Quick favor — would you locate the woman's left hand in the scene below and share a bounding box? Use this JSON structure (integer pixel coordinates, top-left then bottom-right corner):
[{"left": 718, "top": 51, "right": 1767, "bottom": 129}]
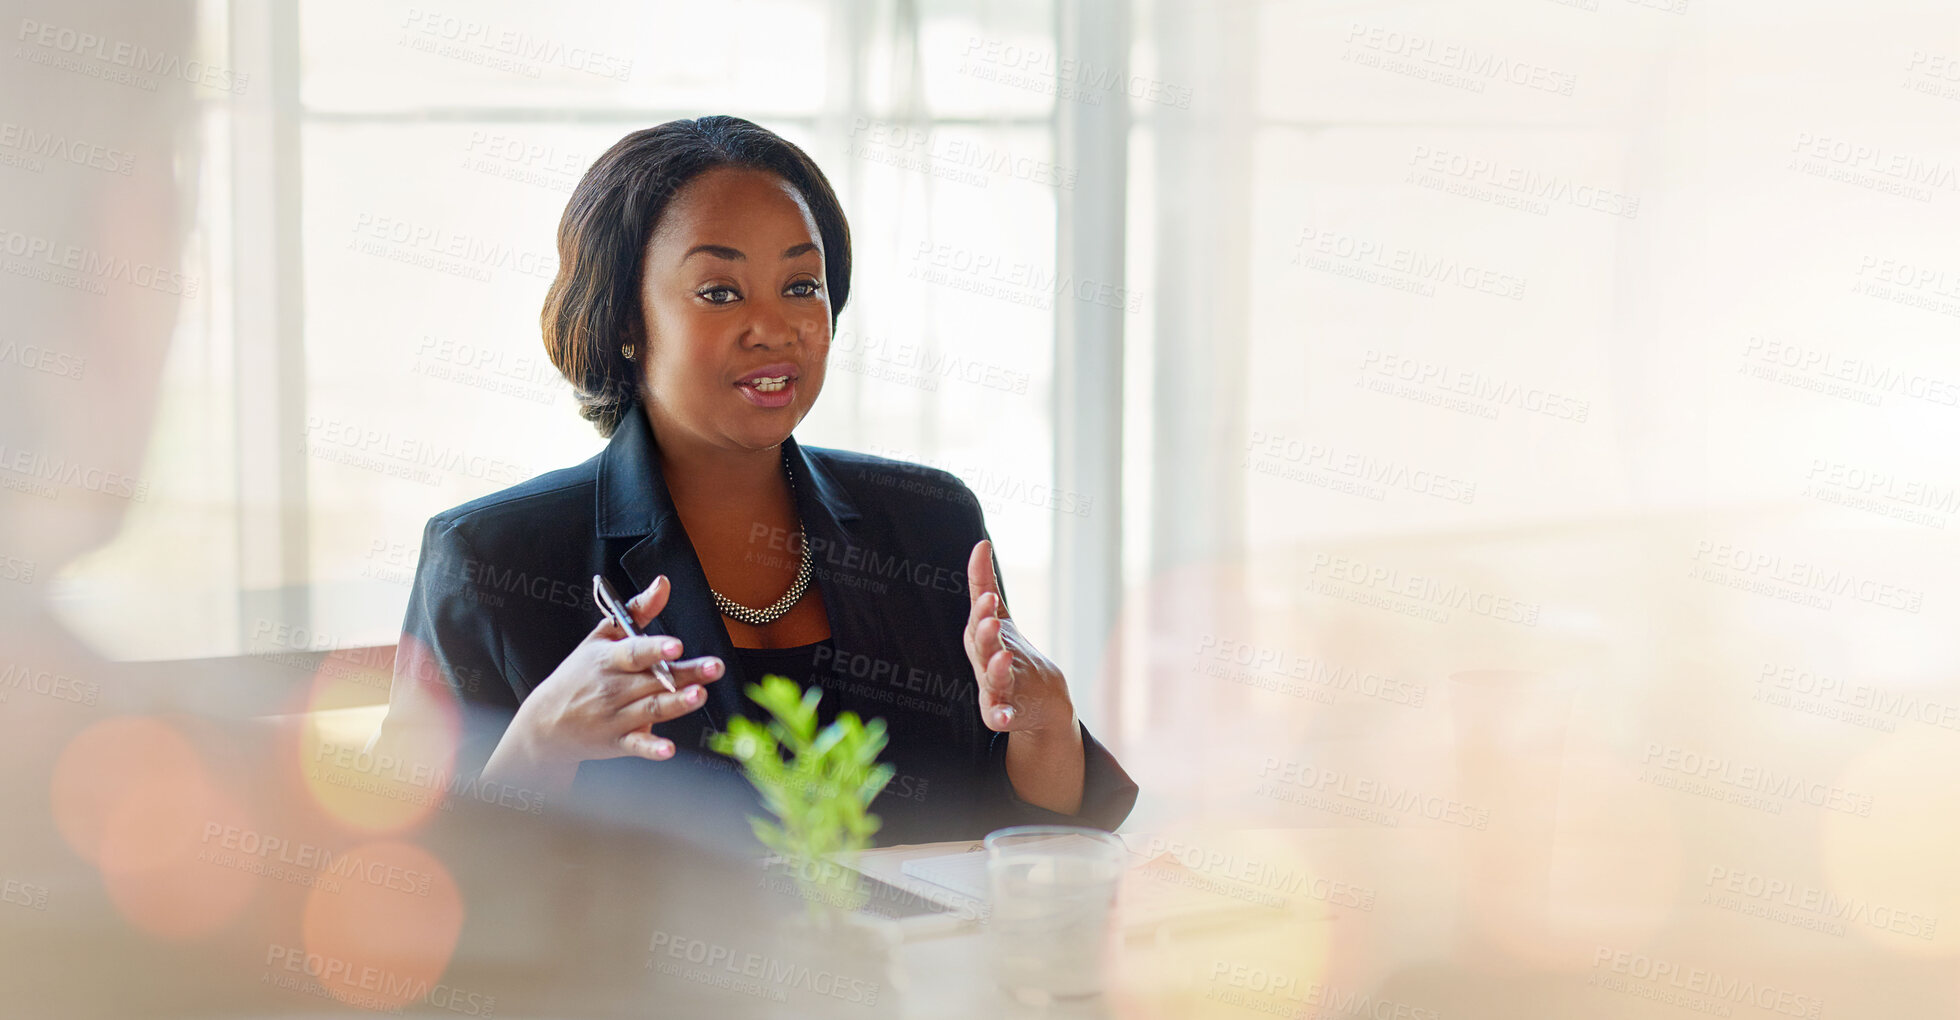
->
[{"left": 963, "top": 539, "right": 1076, "bottom": 734}]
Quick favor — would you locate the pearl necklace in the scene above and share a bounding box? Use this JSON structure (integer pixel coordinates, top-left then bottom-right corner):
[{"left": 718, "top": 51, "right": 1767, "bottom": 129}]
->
[{"left": 708, "top": 447, "right": 813, "bottom": 626}]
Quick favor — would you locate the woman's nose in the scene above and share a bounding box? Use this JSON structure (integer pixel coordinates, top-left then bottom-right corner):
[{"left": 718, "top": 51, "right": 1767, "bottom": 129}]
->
[{"left": 745, "top": 302, "right": 805, "bottom": 347}]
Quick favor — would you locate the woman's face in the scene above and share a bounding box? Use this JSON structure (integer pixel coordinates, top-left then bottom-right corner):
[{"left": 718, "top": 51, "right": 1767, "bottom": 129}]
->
[{"left": 636, "top": 164, "right": 831, "bottom": 456}]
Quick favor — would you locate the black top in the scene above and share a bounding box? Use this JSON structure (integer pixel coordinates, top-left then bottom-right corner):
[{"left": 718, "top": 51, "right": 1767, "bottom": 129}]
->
[
  {"left": 729, "top": 640, "right": 832, "bottom": 691},
  {"left": 375, "top": 401, "right": 1138, "bottom": 850}
]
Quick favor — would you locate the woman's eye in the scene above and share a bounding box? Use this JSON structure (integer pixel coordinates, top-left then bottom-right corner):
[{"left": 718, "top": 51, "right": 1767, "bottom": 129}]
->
[
  {"left": 699, "top": 286, "right": 740, "bottom": 304},
  {"left": 787, "top": 279, "right": 823, "bottom": 298}
]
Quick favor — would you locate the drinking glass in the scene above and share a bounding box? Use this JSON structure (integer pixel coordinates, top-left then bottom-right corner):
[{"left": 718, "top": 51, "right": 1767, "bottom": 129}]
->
[{"left": 983, "top": 825, "right": 1127, "bottom": 1004}]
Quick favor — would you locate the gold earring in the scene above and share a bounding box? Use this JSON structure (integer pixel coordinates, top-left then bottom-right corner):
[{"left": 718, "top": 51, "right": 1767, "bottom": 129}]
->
[{"left": 621, "top": 343, "right": 635, "bottom": 360}]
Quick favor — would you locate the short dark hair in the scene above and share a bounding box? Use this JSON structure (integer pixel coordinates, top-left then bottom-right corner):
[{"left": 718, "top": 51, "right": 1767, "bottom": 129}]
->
[{"left": 541, "top": 115, "right": 853, "bottom": 437}]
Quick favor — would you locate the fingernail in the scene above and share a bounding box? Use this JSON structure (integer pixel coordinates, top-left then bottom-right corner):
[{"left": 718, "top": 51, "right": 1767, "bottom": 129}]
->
[
  {"left": 685, "top": 686, "right": 704, "bottom": 703},
  {"left": 656, "top": 740, "right": 673, "bottom": 757},
  {"left": 662, "top": 638, "right": 681, "bottom": 655},
  {"left": 997, "top": 706, "right": 1015, "bottom": 727},
  {"left": 704, "top": 658, "right": 724, "bottom": 678}
]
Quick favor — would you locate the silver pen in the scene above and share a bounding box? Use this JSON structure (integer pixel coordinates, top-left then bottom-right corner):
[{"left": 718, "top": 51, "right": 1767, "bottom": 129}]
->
[{"left": 592, "top": 574, "right": 678, "bottom": 693}]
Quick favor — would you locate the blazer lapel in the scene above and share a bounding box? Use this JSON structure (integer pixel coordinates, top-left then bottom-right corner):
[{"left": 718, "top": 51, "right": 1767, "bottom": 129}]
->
[
  {"left": 784, "top": 433, "right": 898, "bottom": 696},
  {"left": 596, "top": 403, "right": 738, "bottom": 731}
]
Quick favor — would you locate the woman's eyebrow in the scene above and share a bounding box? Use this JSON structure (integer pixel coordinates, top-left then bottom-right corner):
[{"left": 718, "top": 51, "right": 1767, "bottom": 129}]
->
[{"left": 682, "top": 242, "right": 820, "bottom": 263}]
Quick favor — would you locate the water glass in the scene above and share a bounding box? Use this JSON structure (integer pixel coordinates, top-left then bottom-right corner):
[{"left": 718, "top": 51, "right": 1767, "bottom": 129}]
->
[{"left": 984, "top": 825, "right": 1127, "bottom": 1004}]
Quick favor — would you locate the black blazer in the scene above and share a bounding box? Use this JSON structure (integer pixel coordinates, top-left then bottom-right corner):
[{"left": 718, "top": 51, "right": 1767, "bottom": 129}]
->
[{"left": 378, "top": 401, "right": 1137, "bottom": 847}]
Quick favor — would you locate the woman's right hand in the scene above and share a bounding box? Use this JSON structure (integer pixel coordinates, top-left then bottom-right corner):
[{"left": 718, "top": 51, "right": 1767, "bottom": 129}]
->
[{"left": 482, "top": 575, "right": 723, "bottom": 792}]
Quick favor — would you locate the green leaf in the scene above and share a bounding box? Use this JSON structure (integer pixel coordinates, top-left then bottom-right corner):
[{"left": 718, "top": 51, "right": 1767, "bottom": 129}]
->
[
  {"left": 861, "top": 763, "right": 896, "bottom": 801},
  {"left": 808, "top": 723, "right": 847, "bottom": 760}
]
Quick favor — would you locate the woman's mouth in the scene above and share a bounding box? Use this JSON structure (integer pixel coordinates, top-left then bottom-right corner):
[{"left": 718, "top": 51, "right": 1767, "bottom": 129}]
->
[{"left": 735, "top": 366, "right": 798, "bottom": 408}]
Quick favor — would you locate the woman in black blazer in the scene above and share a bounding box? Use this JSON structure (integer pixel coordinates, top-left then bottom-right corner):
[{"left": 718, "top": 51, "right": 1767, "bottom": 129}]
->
[{"left": 376, "top": 116, "right": 1136, "bottom": 847}]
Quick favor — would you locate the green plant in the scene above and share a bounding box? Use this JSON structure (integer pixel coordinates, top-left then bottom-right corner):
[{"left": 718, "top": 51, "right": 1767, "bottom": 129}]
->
[{"left": 708, "top": 674, "right": 894, "bottom": 921}]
